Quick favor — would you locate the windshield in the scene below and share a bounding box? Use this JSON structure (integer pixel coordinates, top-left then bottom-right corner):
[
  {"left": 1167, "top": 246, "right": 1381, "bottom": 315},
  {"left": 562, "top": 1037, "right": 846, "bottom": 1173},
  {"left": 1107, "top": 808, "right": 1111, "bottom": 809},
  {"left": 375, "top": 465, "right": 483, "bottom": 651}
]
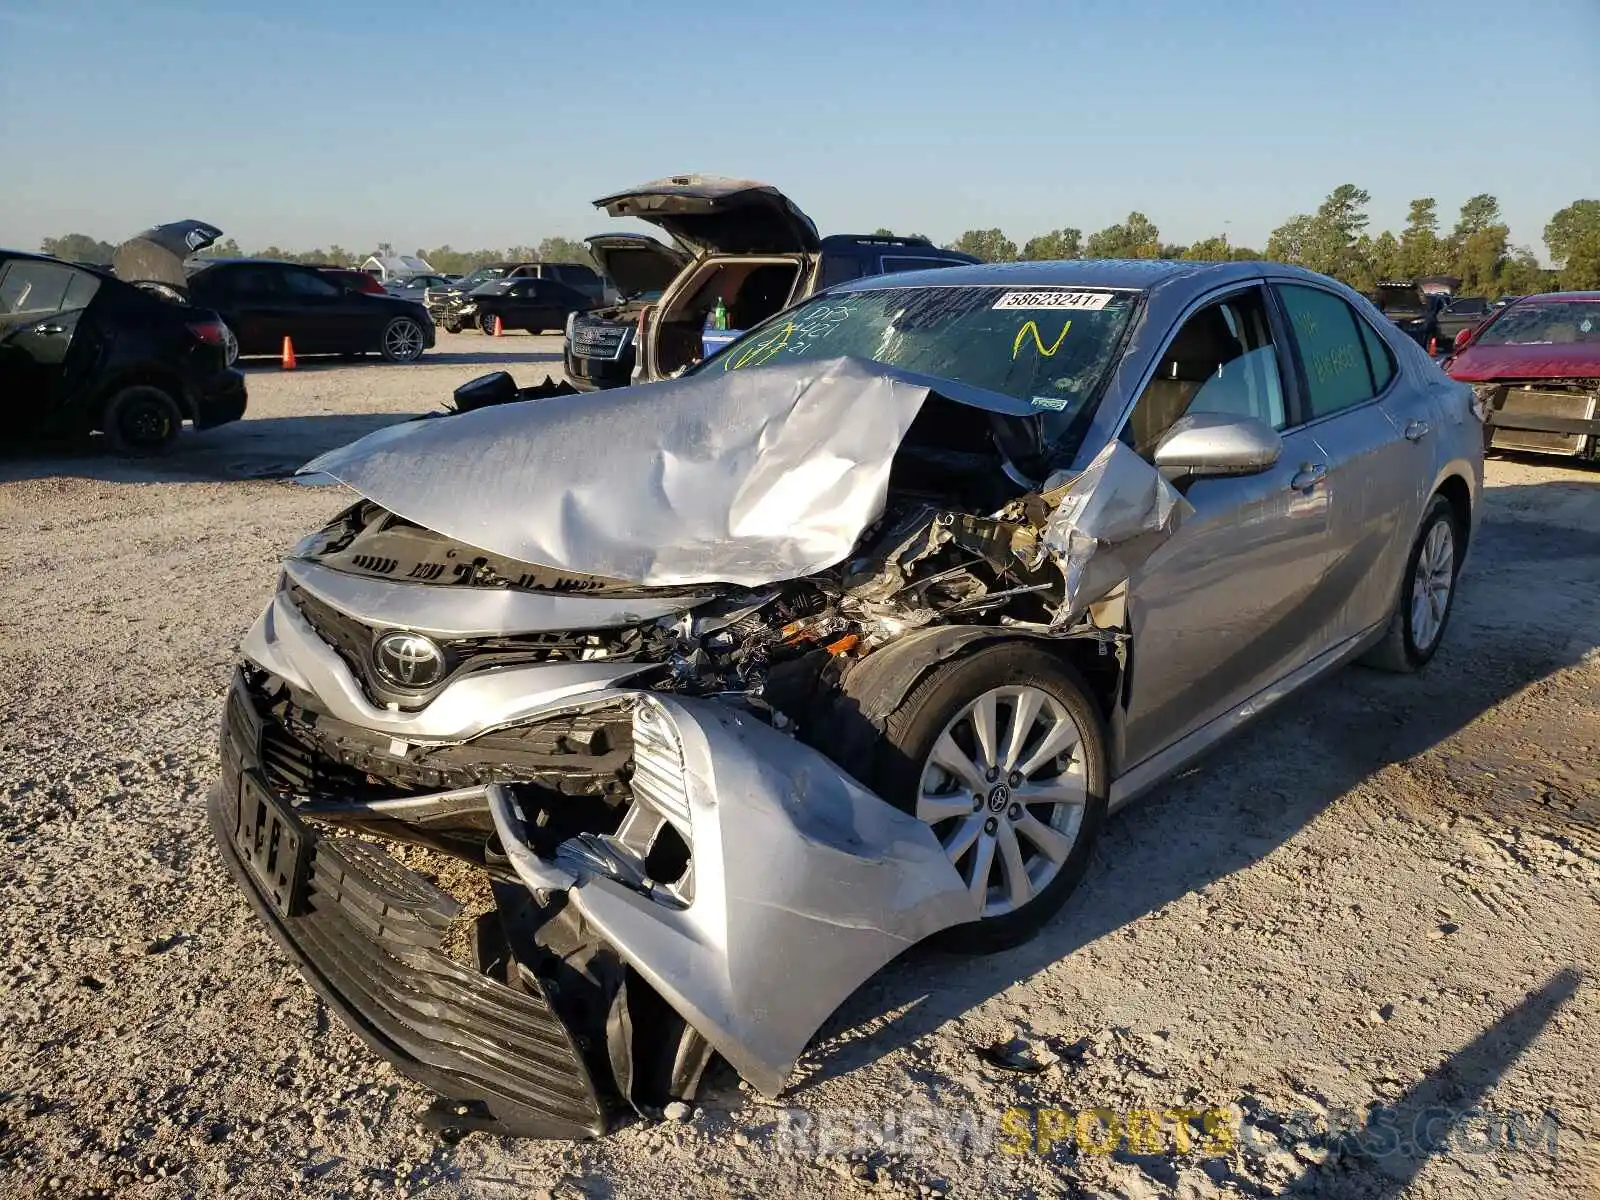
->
[
  {"left": 454, "top": 266, "right": 509, "bottom": 291},
  {"left": 1475, "top": 301, "right": 1599, "bottom": 346},
  {"left": 695, "top": 284, "right": 1139, "bottom": 416}
]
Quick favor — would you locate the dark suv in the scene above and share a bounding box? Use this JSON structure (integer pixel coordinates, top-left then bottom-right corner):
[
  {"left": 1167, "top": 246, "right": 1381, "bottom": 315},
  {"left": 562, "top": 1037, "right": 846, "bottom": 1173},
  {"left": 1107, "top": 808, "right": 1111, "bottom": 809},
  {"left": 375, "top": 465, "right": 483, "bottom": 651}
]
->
[
  {"left": 564, "top": 175, "right": 979, "bottom": 390},
  {"left": 427, "top": 262, "right": 605, "bottom": 331}
]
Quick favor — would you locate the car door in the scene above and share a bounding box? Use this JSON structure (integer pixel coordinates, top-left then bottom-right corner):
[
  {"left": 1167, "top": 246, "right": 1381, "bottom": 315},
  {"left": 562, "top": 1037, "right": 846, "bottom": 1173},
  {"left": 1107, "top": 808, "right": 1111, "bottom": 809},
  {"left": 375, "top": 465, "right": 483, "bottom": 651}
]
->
[
  {"left": 0, "top": 257, "right": 105, "bottom": 432},
  {"left": 1274, "top": 281, "right": 1427, "bottom": 644},
  {"left": 279, "top": 266, "right": 358, "bottom": 352},
  {"left": 1116, "top": 283, "right": 1337, "bottom": 770},
  {"left": 193, "top": 264, "right": 285, "bottom": 355}
]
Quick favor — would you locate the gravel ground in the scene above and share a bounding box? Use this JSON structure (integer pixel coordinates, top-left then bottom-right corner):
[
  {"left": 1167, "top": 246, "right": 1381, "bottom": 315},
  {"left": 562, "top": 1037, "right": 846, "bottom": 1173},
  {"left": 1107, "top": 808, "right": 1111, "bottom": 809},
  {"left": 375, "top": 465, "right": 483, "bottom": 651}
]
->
[{"left": 1, "top": 333, "right": 1596, "bottom": 1199}]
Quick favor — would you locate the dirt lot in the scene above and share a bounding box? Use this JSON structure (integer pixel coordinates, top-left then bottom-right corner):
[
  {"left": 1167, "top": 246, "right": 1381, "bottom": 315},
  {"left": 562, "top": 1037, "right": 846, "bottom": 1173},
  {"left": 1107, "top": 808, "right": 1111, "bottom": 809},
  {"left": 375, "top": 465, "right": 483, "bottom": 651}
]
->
[{"left": 1, "top": 333, "right": 1596, "bottom": 1199}]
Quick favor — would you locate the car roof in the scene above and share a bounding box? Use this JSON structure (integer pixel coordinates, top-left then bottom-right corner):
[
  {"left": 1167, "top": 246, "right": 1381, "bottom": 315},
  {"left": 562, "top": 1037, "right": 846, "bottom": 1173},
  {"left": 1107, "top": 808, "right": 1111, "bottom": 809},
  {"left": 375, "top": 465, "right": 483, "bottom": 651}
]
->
[
  {"left": 827, "top": 257, "right": 1328, "bottom": 295},
  {"left": 189, "top": 257, "right": 309, "bottom": 269},
  {"left": 1508, "top": 291, "right": 1600, "bottom": 303}
]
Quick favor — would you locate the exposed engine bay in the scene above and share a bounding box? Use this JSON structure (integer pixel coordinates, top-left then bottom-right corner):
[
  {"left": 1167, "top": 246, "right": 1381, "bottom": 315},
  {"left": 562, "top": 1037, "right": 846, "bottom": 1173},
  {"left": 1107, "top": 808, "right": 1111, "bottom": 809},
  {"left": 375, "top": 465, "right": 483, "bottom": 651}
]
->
[{"left": 213, "top": 357, "right": 1189, "bottom": 1139}]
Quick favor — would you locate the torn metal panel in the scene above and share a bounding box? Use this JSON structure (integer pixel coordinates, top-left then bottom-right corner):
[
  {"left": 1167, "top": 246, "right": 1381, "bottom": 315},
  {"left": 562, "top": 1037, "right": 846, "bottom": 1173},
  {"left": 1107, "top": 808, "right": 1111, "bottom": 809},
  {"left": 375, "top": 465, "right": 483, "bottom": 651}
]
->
[
  {"left": 300, "top": 358, "right": 930, "bottom": 589},
  {"left": 1035, "top": 439, "right": 1192, "bottom": 627},
  {"left": 556, "top": 694, "right": 972, "bottom": 1098}
]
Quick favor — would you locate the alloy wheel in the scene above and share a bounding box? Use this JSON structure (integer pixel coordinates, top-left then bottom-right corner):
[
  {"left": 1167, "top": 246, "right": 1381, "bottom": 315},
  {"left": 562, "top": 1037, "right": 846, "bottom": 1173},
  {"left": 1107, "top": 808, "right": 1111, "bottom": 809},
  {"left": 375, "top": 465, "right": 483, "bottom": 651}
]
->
[
  {"left": 1410, "top": 519, "right": 1455, "bottom": 652},
  {"left": 385, "top": 319, "right": 425, "bottom": 361},
  {"left": 915, "top": 685, "right": 1088, "bottom": 919}
]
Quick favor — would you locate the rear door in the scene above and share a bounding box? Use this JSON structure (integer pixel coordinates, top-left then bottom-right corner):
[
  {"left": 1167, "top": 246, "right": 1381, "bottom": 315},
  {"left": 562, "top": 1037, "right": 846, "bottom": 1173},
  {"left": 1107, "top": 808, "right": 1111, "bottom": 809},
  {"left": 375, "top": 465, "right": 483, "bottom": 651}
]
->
[
  {"left": 193, "top": 264, "right": 286, "bottom": 354},
  {"left": 1117, "top": 283, "right": 1335, "bottom": 769},
  {"left": 279, "top": 266, "right": 363, "bottom": 352},
  {"left": 0, "top": 257, "right": 105, "bottom": 430},
  {"left": 1274, "top": 281, "right": 1425, "bottom": 642}
]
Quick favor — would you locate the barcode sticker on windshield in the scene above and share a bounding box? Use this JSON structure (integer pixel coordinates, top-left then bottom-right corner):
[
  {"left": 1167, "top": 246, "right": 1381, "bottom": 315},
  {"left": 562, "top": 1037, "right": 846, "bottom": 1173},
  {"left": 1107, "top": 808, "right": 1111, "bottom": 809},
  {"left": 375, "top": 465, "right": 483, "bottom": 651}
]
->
[{"left": 994, "top": 290, "right": 1112, "bottom": 311}]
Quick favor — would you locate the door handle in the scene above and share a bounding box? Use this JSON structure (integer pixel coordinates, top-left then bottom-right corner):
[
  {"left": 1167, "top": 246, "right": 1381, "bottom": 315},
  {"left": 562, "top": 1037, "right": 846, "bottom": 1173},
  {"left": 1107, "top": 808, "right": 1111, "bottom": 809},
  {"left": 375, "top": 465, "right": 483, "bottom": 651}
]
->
[
  {"left": 1404, "top": 419, "right": 1431, "bottom": 442},
  {"left": 31, "top": 322, "right": 67, "bottom": 336},
  {"left": 1290, "top": 463, "right": 1327, "bottom": 492}
]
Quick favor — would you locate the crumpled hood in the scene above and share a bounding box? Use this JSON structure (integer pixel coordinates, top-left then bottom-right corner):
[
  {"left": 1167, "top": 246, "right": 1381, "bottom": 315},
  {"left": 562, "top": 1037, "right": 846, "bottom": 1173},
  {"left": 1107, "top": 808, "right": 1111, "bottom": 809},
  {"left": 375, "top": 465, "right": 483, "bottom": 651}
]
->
[
  {"left": 1447, "top": 342, "right": 1600, "bottom": 382},
  {"left": 300, "top": 358, "right": 930, "bottom": 589}
]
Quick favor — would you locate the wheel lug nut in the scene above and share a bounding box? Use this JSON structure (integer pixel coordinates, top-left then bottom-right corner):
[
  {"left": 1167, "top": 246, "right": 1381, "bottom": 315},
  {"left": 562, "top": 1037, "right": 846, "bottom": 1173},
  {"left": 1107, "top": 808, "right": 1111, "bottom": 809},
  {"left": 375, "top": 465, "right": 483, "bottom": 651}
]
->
[
  {"left": 972, "top": 793, "right": 983, "bottom": 809},
  {"left": 1008, "top": 804, "right": 1021, "bottom": 819},
  {"left": 983, "top": 817, "right": 998, "bottom": 834},
  {"left": 986, "top": 767, "right": 999, "bottom": 782},
  {"left": 1008, "top": 772, "right": 1022, "bottom": 787}
]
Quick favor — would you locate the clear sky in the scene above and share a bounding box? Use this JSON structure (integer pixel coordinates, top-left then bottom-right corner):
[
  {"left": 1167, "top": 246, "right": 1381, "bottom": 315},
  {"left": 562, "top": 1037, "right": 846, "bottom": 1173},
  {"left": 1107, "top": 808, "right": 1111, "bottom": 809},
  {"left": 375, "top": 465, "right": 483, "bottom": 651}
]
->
[{"left": 2, "top": 0, "right": 1596, "bottom": 258}]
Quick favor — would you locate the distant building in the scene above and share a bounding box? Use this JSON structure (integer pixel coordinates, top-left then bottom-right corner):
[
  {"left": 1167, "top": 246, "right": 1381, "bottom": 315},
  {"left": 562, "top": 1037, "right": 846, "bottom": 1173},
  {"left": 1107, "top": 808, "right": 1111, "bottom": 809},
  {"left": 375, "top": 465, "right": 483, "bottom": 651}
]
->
[{"left": 360, "top": 254, "right": 434, "bottom": 281}]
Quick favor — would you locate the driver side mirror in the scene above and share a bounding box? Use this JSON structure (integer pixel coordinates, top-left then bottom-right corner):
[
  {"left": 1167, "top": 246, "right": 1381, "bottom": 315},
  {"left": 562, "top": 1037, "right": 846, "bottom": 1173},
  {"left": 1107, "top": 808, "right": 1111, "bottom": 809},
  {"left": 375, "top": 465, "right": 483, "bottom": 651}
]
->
[
  {"left": 1153, "top": 412, "right": 1283, "bottom": 480},
  {"left": 1453, "top": 327, "right": 1473, "bottom": 352}
]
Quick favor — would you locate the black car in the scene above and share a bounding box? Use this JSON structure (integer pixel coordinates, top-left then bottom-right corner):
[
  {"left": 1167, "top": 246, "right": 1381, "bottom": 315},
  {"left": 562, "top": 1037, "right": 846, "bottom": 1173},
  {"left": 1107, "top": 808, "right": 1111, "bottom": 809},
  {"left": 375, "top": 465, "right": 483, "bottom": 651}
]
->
[
  {"left": 0, "top": 248, "right": 246, "bottom": 454},
  {"left": 185, "top": 259, "right": 435, "bottom": 363},
  {"left": 1369, "top": 280, "right": 1446, "bottom": 348},
  {"left": 565, "top": 177, "right": 981, "bottom": 391},
  {"left": 426, "top": 262, "right": 606, "bottom": 331},
  {"left": 456, "top": 277, "right": 593, "bottom": 335}
]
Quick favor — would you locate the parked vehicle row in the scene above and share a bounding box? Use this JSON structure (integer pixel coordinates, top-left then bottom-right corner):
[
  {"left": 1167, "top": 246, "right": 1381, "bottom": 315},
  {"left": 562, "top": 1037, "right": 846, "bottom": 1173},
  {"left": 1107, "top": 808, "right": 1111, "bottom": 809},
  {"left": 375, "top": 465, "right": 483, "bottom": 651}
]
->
[{"left": 424, "top": 261, "right": 605, "bottom": 331}]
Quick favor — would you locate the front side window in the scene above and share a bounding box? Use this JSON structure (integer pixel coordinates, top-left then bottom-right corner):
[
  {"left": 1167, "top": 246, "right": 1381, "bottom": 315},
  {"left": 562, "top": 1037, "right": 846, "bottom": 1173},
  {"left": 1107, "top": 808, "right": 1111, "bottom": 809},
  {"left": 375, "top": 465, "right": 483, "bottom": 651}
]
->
[
  {"left": 1474, "top": 300, "right": 1600, "bottom": 346},
  {"left": 220, "top": 266, "right": 281, "bottom": 296},
  {"left": 0, "top": 260, "right": 100, "bottom": 318},
  {"left": 1278, "top": 284, "right": 1381, "bottom": 419},
  {"left": 699, "top": 284, "right": 1138, "bottom": 431},
  {"left": 1123, "top": 287, "right": 1285, "bottom": 458}
]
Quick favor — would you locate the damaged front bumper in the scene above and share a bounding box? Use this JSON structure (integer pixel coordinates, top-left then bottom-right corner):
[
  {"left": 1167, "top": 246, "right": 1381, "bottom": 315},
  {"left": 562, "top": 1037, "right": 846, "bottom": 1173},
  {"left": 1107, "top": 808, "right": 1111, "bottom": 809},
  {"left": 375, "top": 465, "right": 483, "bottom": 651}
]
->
[{"left": 211, "top": 667, "right": 973, "bottom": 1136}]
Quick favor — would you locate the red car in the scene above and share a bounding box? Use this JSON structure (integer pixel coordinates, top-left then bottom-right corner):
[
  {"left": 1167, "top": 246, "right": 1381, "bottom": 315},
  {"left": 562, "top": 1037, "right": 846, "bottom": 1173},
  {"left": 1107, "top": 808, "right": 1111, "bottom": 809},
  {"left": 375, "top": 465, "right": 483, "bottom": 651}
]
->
[
  {"left": 317, "top": 267, "right": 386, "bottom": 295},
  {"left": 1445, "top": 292, "right": 1600, "bottom": 459}
]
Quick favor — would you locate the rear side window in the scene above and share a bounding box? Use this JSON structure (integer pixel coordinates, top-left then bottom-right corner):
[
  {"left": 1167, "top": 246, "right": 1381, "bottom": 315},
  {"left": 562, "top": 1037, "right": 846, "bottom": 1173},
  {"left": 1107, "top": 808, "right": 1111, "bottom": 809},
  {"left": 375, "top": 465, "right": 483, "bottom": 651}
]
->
[
  {"left": 817, "top": 255, "right": 865, "bottom": 289},
  {"left": 283, "top": 270, "right": 342, "bottom": 297},
  {"left": 218, "top": 266, "right": 281, "bottom": 296},
  {"left": 0, "top": 260, "right": 100, "bottom": 317},
  {"left": 1278, "top": 284, "right": 1384, "bottom": 419}
]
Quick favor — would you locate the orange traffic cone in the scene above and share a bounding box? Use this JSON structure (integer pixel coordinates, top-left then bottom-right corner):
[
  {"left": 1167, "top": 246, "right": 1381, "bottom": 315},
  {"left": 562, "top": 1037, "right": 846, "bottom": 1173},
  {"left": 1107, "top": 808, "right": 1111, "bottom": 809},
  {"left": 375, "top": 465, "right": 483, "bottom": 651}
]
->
[
  {"left": 1427, "top": 336, "right": 1438, "bottom": 356},
  {"left": 281, "top": 336, "right": 297, "bottom": 369},
  {"left": 492, "top": 315, "right": 504, "bottom": 338}
]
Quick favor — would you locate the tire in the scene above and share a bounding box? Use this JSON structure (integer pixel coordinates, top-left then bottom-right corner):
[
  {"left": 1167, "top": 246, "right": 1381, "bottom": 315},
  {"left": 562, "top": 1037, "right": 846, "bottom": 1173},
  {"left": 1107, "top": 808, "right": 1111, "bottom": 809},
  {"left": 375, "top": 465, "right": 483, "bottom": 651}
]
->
[
  {"left": 848, "top": 642, "right": 1108, "bottom": 953},
  {"left": 379, "top": 316, "right": 427, "bottom": 363},
  {"left": 102, "top": 385, "right": 183, "bottom": 456},
  {"left": 442, "top": 317, "right": 462, "bottom": 334},
  {"left": 220, "top": 322, "right": 239, "bottom": 367},
  {"left": 477, "top": 312, "right": 498, "bottom": 336},
  {"left": 1361, "top": 494, "right": 1462, "bottom": 673}
]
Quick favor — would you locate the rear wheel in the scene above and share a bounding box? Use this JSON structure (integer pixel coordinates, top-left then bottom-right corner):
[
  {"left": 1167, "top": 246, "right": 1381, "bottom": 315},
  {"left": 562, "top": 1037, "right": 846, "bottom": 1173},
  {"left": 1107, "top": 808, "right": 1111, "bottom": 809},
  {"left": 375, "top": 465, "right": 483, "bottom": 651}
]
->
[
  {"left": 848, "top": 643, "right": 1107, "bottom": 952},
  {"left": 477, "top": 311, "right": 498, "bottom": 336},
  {"left": 1361, "top": 495, "right": 1461, "bottom": 673},
  {"left": 102, "top": 385, "right": 183, "bottom": 455},
  {"left": 379, "top": 316, "right": 427, "bottom": 363},
  {"left": 220, "top": 322, "right": 239, "bottom": 367}
]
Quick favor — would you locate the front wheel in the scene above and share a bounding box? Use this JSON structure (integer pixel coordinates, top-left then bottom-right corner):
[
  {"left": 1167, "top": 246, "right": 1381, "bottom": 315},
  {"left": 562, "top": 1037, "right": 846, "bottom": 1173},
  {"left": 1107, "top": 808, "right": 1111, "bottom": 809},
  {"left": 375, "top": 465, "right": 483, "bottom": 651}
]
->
[
  {"left": 850, "top": 642, "right": 1107, "bottom": 952},
  {"left": 102, "top": 385, "right": 183, "bottom": 455},
  {"left": 477, "top": 311, "right": 499, "bottom": 336},
  {"left": 1361, "top": 494, "right": 1461, "bottom": 673},
  {"left": 442, "top": 317, "right": 462, "bottom": 334},
  {"left": 379, "top": 317, "right": 427, "bottom": 363}
]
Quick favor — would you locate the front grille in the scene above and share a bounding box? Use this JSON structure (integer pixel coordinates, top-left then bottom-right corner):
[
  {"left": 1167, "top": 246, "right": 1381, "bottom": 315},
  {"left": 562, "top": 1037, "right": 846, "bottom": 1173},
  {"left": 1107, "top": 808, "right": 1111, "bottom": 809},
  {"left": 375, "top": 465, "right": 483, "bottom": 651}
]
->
[
  {"left": 570, "top": 320, "right": 629, "bottom": 361},
  {"left": 282, "top": 583, "right": 651, "bottom": 709},
  {"left": 208, "top": 765, "right": 606, "bottom": 1138}
]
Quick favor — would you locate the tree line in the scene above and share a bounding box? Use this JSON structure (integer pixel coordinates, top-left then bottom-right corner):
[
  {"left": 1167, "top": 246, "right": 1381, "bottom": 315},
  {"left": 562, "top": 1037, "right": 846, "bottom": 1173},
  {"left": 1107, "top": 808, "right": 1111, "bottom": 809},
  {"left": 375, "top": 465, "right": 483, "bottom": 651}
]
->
[
  {"left": 33, "top": 193, "right": 1599, "bottom": 294},
  {"left": 941, "top": 191, "right": 1599, "bottom": 295},
  {"left": 34, "top": 234, "right": 598, "bottom": 274}
]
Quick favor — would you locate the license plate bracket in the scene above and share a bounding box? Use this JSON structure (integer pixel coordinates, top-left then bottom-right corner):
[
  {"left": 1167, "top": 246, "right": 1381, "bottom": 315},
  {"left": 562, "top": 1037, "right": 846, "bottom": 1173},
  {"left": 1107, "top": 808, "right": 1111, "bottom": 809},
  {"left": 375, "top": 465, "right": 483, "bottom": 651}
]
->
[{"left": 235, "top": 770, "right": 310, "bottom": 918}]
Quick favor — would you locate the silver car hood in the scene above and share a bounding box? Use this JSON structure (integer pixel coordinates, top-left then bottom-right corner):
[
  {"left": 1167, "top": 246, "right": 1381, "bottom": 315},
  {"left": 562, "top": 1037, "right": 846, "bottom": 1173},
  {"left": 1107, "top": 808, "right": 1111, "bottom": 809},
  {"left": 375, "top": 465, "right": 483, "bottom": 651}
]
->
[{"left": 300, "top": 358, "right": 931, "bottom": 589}]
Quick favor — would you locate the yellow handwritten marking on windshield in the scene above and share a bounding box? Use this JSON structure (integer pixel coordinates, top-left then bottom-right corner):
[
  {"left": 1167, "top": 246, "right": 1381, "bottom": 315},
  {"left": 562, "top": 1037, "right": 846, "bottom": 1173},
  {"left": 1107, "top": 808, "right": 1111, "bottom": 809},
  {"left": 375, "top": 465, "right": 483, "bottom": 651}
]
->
[
  {"left": 1013, "top": 320, "right": 1072, "bottom": 360},
  {"left": 725, "top": 321, "right": 794, "bottom": 370}
]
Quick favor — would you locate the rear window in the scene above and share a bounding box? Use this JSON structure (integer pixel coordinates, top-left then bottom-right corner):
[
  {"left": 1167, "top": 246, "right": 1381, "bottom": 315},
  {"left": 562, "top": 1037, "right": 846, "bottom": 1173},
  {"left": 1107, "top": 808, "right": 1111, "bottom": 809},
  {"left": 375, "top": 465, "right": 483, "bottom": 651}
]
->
[{"left": 1475, "top": 301, "right": 1600, "bottom": 346}]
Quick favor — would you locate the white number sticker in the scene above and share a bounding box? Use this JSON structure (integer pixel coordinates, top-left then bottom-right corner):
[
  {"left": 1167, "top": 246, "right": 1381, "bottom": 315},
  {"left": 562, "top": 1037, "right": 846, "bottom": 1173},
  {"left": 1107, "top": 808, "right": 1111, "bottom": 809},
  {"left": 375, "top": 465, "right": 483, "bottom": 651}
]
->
[{"left": 993, "top": 290, "right": 1113, "bottom": 311}]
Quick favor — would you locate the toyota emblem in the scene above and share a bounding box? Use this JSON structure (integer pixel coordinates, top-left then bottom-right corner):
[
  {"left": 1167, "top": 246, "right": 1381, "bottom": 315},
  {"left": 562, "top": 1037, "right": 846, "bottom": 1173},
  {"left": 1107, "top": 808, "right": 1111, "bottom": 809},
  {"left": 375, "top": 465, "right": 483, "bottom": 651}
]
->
[{"left": 372, "top": 632, "right": 446, "bottom": 689}]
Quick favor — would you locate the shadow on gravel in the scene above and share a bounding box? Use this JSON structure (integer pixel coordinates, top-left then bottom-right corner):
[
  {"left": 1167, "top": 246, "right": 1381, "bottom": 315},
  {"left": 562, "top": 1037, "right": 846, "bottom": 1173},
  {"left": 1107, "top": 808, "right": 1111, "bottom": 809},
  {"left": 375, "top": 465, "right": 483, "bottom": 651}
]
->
[
  {"left": 1290, "top": 968, "right": 1581, "bottom": 1196},
  {"left": 802, "top": 483, "right": 1600, "bottom": 1092},
  {"left": 0, "top": 414, "right": 413, "bottom": 484}
]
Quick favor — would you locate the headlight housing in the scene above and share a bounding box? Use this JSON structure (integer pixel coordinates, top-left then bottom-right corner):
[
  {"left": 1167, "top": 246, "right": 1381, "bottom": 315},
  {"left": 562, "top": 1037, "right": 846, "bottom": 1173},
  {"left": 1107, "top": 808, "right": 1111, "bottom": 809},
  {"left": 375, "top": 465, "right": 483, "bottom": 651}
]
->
[{"left": 1470, "top": 384, "right": 1498, "bottom": 423}]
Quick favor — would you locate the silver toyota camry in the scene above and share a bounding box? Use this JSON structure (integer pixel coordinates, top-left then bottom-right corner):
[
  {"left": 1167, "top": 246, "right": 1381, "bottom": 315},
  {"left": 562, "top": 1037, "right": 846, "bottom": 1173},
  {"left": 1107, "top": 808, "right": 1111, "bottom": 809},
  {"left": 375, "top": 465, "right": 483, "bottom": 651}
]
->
[{"left": 211, "top": 259, "right": 1483, "bottom": 1139}]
